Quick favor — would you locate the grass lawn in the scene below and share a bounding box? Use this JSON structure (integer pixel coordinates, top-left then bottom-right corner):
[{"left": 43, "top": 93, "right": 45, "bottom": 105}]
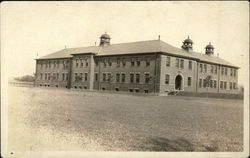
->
[{"left": 7, "top": 86, "right": 243, "bottom": 151}]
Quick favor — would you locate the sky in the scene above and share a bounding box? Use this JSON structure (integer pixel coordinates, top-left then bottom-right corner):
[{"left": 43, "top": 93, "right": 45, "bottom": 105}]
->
[{"left": 1, "top": 1, "right": 249, "bottom": 85}]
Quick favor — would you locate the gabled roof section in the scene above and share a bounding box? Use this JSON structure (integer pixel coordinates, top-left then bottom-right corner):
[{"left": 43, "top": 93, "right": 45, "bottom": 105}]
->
[{"left": 36, "top": 39, "right": 238, "bottom": 68}]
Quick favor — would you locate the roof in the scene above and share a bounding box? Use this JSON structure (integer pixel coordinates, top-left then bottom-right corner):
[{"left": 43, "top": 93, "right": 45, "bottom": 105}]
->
[
  {"left": 37, "top": 40, "right": 238, "bottom": 68},
  {"left": 100, "top": 33, "right": 110, "bottom": 39}
]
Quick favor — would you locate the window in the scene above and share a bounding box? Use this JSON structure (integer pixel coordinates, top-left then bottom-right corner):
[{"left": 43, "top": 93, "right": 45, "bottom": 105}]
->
[
  {"left": 86, "top": 59, "right": 89, "bottom": 67},
  {"left": 121, "top": 73, "right": 125, "bottom": 82},
  {"left": 117, "top": 58, "right": 121, "bottom": 67},
  {"left": 215, "top": 66, "right": 217, "bottom": 74},
  {"left": 220, "top": 81, "right": 223, "bottom": 89},
  {"left": 66, "top": 73, "right": 68, "bottom": 81},
  {"left": 188, "top": 77, "right": 192, "bottom": 86},
  {"left": 103, "top": 73, "right": 106, "bottom": 82},
  {"left": 40, "top": 73, "right": 43, "bottom": 80},
  {"left": 48, "top": 61, "right": 51, "bottom": 68},
  {"left": 225, "top": 68, "right": 227, "bottom": 76},
  {"left": 45, "top": 73, "right": 47, "bottom": 80},
  {"left": 166, "top": 57, "right": 171, "bottom": 67},
  {"left": 95, "top": 59, "right": 99, "bottom": 66},
  {"left": 48, "top": 73, "right": 51, "bottom": 80},
  {"left": 214, "top": 80, "right": 217, "bottom": 88},
  {"left": 136, "top": 74, "right": 140, "bottom": 83},
  {"left": 129, "top": 88, "right": 133, "bottom": 92},
  {"left": 199, "top": 79, "right": 202, "bottom": 88},
  {"left": 54, "top": 61, "right": 56, "bottom": 68},
  {"left": 75, "top": 73, "right": 78, "bottom": 81},
  {"left": 80, "top": 59, "right": 83, "bottom": 67},
  {"left": 115, "top": 88, "right": 119, "bottom": 91},
  {"left": 103, "top": 58, "right": 107, "bottom": 67},
  {"left": 165, "top": 74, "right": 170, "bottom": 84},
  {"left": 122, "top": 58, "right": 126, "bottom": 66},
  {"left": 146, "top": 58, "right": 150, "bottom": 66},
  {"left": 204, "top": 64, "right": 207, "bottom": 73},
  {"left": 85, "top": 73, "right": 88, "bottom": 81},
  {"left": 209, "top": 80, "right": 213, "bottom": 88},
  {"left": 95, "top": 73, "right": 98, "bottom": 82},
  {"left": 176, "top": 58, "right": 179, "bottom": 68},
  {"left": 203, "top": 79, "right": 206, "bottom": 88},
  {"left": 224, "top": 82, "right": 227, "bottom": 89},
  {"left": 40, "top": 62, "right": 43, "bottom": 68},
  {"left": 57, "top": 73, "right": 59, "bottom": 80},
  {"left": 180, "top": 59, "right": 184, "bottom": 69},
  {"left": 233, "top": 82, "right": 236, "bottom": 89},
  {"left": 230, "top": 82, "right": 232, "bottom": 90},
  {"left": 136, "top": 58, "right": 140, "bottom": 66},
  {"left": 188, "top": 61, "right": 192, "bottom": 70},
  {"left": 76, "top": 59, "right": 78, "bottom": 67},
  {"left": 233, "top": 69, "right": 236, "bottom": 76},
  {"left": 135, "top": 88, "right": 139, "bottom": 93},
  {"left": 230, "top": 68, "right": 233, "bottom": 76},
  {"left": 107, "top": 73, "right": 111, "bottom": 82},
  {"left": 108, "top": 58, "right": 112, "bottom": 66},
  {"left": 80, "top": 73, "right": 83, "bottom": 80},
  {"left": 62, "top": 73, "right": 65, "bottom": 81},
  {"left": 131, "top": 58, "right": 135, "bottom": 66},
  {"left": 145, "top": 73, "right": 150, "bottom": 83},
  {"left": 116, "top": 73, "right": 120, "bottom": 82},
  {"left": 200, "top": 64, "right": 203, "bottom": 73},
  {"left": 57, "top": 60, "right": 59, "bottom": 68},
  {"left": 130, "top": 73, "right": 134, "bottom": 83},
  {"left": 221, "top": 67, "right": 224, "bottom": 75},
  {"left": 211, "top": 65, "right": 214, "bottom": 73}
]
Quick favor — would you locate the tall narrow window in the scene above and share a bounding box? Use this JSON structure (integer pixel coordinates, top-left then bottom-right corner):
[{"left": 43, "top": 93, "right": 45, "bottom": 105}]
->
[
  {"left": 136, "top": 74, "right": 140, "bottom": 83},
  {"left": 224, "top": 82, "right": 227, "bottom": 89},
  {"left": 57, "top": 73, "right": 59, "bottom": 80},
  {"left": 45, "top": 73, "right": 47, "bottom": 80},
  {"left": 188, "top": 77, "right": 192, "bottom": 86},
  {"left": 103, "top": 73, "right": 106, "bottom": 82},
  {"left": 117, "top": 58, "right": 121, "bottom": 67},
  {"left": 200, "top": 64, "right": 203, "bottom": 73},
  {"left": 80, "top": 59, "right": 83, "bottom": 67},
  {"left": 188, "top": 61, "right": 192, "bottom": 70},
  {"left": 121, "top": 73, "right": 125, "bottom": 82},
  {"left": 220, "top": 81, "right": 223, "bottom": 89},
  {"left": 103, "top": 58, "right": 107, "bottom": 67},
  {"left": 86, "top": 59, "right": 89, "bottom": 67},
  {"left": 146, "top": 58, "right": 150, "bottom": 67},
  {"left": 221, "top": 67, "right": 224, "bottom": 75},
  {"left": 145, "top": 73, "right": 150, "bottom": 83},
  {"left": 199, "top": 79, "right": 202, "bottom": 88},
  {"left": 176, "top": 58, "right": 179, "bottom": 68},
  {"left": 203, "top": 79, "right": 206, "bottom": 88},
  {"left": 131, "top": 58, "right": 135, "bottom": 66},
  {"left": 166, "top": 56, "right": 171, "bottom": 67},
  {"left": 214, "top": 80, "right": 217, "bottom": 88},
  {"left": 204, "top": 64, "right": 207, "bottom": 73},
  {"left": 225, "top": 68, "right": 228, "bottom": 75},
  {"left": 95, "top": 73, "right": 98, "bottom": 82},
  {"left": 165, "top": 74, "right": 170, "bottom": 84},
  {"left": 66, "top": 73, "right": 68, "bottom": 81},
  {"left": 76, "top": 59, "right": 78, "bottom": 68},
  {"left": 122, "top": 58, "right": 126, "bottom": 66},
  {"left": 75, "top": 73, "right": 78, "bottom": 81},
  {"left": 233, "top": 69, "right": 236, "bottom": 76},
  {"left": 230, "top": 82, "right": 232, "bottom": 90},
  {"left": 80, "top": 73, "right": 83, "bottom": 80},
  {"left": 215, "top": 66, "right": 217, "bottom": 74},
  {"left": 130, "top": 74, "right": 134, "bottom": 83},
  {"left": 62, "top": 73, "right": 65, "bottom": 81},
  {"left": 116, "top": 73, "right": 120, "bottom": 82},
  {"left": 180, "top": 59, "right": 184, "bottom": 69},
  {"left": 85, "top": 73, "right": 88, "bottom": 81},
  {"left": 233, "top": 82, "right": 236, "bottom": 89},
  {"left": 209, "top": 80, "right": 213, "bottom": 88},
  {"left": 107, "top": 73, "right": 111, "bottom": 82},
  {"left": 230, "top": 68, "right": 233, "bottom": 76},
  {"left": 136, "top": 58, "right": 140, "bottom": 66},
  {"left": 211, "top": 65, "right": 214, "bottom": 73},
  {"left": 40, "top": 73, "right": 43, "bottom": 80}
]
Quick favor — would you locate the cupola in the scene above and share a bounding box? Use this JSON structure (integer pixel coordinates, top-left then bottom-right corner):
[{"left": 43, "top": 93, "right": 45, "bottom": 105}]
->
[
  {"left": 205, "top": 42, "right": 214, "bottom": 55},
  {"left": 99, "top": 33, "right": 111, "bottom": 46},
  {"left": 182, "top": 36, "right": 193, "bottom": 52}
]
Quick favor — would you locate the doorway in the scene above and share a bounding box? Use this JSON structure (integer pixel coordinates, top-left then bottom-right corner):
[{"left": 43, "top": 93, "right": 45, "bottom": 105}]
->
[{"left": 175, "top": 75, "right": 183, "bottom": 90}]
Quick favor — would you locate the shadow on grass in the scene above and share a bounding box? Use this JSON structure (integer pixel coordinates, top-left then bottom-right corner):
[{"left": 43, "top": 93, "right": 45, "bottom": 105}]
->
[{"left": 138, "top": 137, "right": 195, "bottom": 151}]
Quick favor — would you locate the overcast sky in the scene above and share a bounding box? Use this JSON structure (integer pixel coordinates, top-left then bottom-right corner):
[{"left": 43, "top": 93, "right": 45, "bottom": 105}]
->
[{"left": 1, "top": 1, "right": 249, "bottom": 85}]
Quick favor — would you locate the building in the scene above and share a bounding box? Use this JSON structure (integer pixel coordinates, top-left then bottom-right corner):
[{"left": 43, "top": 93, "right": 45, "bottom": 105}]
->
[{"left": 35, "top": 33, "right": 239, "bottom": 94}]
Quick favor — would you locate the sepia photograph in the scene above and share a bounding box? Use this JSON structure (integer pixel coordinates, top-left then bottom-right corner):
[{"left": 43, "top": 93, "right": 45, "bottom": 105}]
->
[{"left": 1, "top": 1, "right": 249, "bottom": 158}]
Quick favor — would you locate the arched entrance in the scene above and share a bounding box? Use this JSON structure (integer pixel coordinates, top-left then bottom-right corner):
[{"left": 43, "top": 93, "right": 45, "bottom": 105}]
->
[{"left": 175, "top": 75, "right": 183, "bottom": 90}]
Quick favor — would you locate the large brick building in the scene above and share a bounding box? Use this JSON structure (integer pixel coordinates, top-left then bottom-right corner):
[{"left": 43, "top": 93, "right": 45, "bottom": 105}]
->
[{"left": 35, "top": 33, "right": 239, "bottom": 94}]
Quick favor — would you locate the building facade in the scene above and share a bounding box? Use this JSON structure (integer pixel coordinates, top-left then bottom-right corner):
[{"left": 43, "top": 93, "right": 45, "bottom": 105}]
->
[{"left": 35, "top": 34, "right": 239, "bottom": 94}]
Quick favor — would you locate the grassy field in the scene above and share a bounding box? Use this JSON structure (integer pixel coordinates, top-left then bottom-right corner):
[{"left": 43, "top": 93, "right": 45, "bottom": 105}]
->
[{"left": 7, "top": 86, "right": 243, "bottom": 152}]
